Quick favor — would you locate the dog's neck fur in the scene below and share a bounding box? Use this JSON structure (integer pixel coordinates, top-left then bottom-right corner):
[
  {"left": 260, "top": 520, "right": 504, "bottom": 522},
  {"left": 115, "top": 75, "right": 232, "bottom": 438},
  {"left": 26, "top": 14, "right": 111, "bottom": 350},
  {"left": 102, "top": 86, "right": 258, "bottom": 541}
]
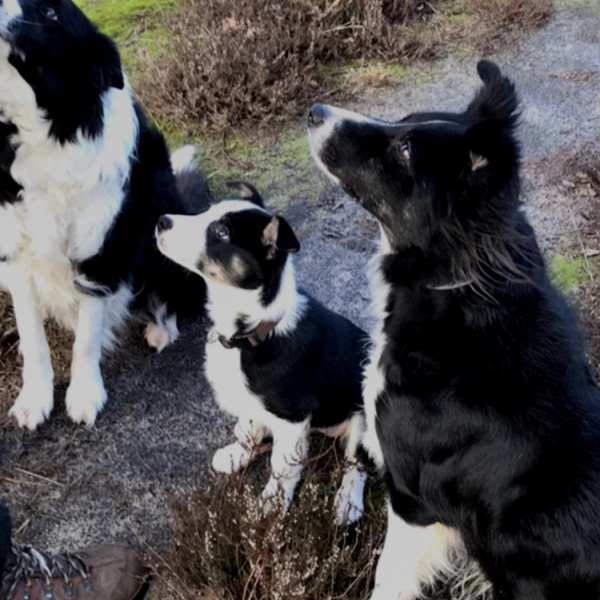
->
[{"left": 205, "top": 258, "right": 307, "bottom": 341}]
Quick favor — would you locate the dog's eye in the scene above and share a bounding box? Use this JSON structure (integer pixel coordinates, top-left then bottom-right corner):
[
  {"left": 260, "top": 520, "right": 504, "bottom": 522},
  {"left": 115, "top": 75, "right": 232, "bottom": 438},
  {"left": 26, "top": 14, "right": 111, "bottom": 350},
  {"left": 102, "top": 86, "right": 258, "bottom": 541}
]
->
[
  {"left": 41, "top": 5, "right": 58, "bottom": 21},
  {"left": 214, "top": 224, "right": 230, "bottom": 242},
  {"left": 396, "top": 141, "right": 411, "bottom": 162}
]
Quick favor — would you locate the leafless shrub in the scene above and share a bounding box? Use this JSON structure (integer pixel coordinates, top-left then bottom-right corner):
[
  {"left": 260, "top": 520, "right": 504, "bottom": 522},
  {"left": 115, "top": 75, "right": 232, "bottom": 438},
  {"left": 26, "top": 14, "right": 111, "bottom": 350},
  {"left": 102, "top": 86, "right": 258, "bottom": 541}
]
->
[
  {"left": 137, "top": 0, "right": 440, "bottom": 133},
  {"left": 157, "top": 439, "right": 387, "bottom": 600}
]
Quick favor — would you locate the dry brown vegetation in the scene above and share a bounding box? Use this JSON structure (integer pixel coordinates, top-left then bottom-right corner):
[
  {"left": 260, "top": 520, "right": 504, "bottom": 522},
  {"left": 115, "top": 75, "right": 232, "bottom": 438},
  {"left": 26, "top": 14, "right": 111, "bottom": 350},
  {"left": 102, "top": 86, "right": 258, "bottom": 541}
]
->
[
  {"left": 137, "top": 0, "right": 553, "bottom": 134},
  {"left": 138, "top": 0, "right": 440, "bottom": 133},
  {"left": 465, "top": 0, "right": 553, "bottom": 53},
  {"left": 152, "top": 440, "right": 388, "bottom": 600},
  {"left": 562, "top": 143, "right": 600, "bottom": 381}
]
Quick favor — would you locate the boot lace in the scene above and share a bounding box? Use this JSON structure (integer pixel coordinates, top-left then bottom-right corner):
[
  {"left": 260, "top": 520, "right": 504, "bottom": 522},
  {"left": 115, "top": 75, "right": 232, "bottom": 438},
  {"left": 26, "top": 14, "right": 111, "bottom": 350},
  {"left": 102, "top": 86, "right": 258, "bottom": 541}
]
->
[{"left": 4, "top": 543, "right": 93, "bottom": 599}]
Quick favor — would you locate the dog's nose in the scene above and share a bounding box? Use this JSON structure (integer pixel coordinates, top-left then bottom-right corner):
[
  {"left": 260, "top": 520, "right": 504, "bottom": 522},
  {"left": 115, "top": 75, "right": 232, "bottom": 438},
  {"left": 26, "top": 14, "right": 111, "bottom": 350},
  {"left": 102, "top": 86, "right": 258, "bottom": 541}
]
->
[
  {"left": 308, "top": 104, "right": 328, "bottom": 128},
  {"left": 157, "top": 215, "right": 173, "bottom": 232}
]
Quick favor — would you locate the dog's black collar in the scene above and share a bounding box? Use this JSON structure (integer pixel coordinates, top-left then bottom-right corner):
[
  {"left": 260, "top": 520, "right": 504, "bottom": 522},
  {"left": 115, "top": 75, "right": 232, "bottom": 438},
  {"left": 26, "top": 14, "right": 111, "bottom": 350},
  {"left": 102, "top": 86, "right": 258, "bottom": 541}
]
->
[{"left": 211, "top": 319, "right": 280, "bottom": 350}]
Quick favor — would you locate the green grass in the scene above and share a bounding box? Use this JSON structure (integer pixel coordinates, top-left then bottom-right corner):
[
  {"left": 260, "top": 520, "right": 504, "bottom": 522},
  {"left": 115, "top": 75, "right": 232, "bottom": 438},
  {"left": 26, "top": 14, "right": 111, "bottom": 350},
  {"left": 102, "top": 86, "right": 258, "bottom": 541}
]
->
[
  {"left": 549, "top": 254, "right": 592, "bottom": 293},
  {"left": 74, "top": 0, "right": 176, "bottom": 42},
  {"left": 74, "top": 0, "right": 177, "bottom": 75}
]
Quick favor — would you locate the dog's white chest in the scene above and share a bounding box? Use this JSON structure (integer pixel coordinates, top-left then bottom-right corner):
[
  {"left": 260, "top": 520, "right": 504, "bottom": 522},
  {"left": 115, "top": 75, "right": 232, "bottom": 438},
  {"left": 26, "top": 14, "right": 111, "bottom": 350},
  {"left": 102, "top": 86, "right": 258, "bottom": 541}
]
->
[
  {"left": 0, "top": 53, "right": 137, "bottom": 324},
  {"left": 204, "top": 340, "right": 267, "bottom": 420},
  {"left": 362, "top": 244, "right": 391, "bottom": 468}
]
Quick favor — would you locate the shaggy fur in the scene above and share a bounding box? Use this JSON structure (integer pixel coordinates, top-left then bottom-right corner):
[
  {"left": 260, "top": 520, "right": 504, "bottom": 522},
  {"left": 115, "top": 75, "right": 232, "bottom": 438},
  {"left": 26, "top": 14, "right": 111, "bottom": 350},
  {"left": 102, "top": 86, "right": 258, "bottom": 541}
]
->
[
  {"left": 156, "top": 184, "right": 368, "bottom": 524},
  {"left": 0, "top": 0, "right": 209, "bottom": 429},
  {"left": 308, "top": 61, "right": 600, "bottom": 600}
]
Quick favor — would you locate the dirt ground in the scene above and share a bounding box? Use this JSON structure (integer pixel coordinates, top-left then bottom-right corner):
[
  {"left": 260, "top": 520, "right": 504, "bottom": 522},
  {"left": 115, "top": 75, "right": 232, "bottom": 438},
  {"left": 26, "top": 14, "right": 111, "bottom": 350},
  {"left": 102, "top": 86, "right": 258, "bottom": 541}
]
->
[{"left": 0, "top": 1, "right": 599, "bottom": 598}]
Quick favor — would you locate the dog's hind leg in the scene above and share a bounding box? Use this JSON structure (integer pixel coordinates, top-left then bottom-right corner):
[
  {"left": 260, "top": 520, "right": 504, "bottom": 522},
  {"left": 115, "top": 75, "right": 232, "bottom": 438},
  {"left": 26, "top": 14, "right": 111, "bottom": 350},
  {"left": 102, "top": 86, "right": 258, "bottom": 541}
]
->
[
  {"left": 260, "top": 417, "right": 310, "bottom": 513},
  {"left": 212, "top": 418, "right": 269, "bottom": 474},
  {"left": 7, "top": 271, "right": 54, "bottom": 430},
  {"left": 65, "top": 294, "right": 108, "bottom": 426},
  {"left": 370, "top": 504, "right": 460, "bottom": 600},
  {"left": 334, "top": 412, "right": 367, "bottom": 525}
]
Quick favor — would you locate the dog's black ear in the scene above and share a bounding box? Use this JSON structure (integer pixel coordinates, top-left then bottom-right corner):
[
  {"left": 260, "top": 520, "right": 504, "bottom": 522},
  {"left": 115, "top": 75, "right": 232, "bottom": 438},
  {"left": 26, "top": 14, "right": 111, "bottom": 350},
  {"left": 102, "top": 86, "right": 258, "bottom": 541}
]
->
[
  {"left": 227, "top": 181, "right": 265, "bottom": 208},
  {"left": 91, "top": 34, "right": 124, "bottom": 90},
  {"left": 466, "top": 60, "right": 518, "bottom": 130},
  {"left": 464, "top": 119, "right": 503, "bottom": 162},
  {"left": 262, "top": 216, "right": 300, "bottom": 258}
]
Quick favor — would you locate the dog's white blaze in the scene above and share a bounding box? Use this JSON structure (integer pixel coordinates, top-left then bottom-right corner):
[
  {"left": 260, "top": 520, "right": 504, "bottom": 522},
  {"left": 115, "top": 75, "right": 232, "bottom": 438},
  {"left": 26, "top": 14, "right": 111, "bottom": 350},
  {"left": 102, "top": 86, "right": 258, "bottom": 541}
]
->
[
  {"left": 157, "top": 200, "right": 271, "bottom": 276},
  {"left": 0, "top": 49, "right": 138, "bottom": 427},
  {"left": 371, "top": 504, "right": 462, "bottom": 600},
  {"left": 0, "top": 0, "right": 22, "bottom": 35}
]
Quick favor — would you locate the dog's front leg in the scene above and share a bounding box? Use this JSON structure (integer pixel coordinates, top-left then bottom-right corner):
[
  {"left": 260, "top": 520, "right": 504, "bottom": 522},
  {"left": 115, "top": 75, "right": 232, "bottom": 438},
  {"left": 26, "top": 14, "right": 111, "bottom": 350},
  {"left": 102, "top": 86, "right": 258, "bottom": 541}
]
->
[
  {"left": 370, "top": 503, "right": 459, "bottom": 600},
  {"left": 260, "top": 417, "right": 309, "bottom": 513},
  {"left": 334, "top": 413, "right": 367, "bottom": 525},
  {"left": 8, "top": 271, "right": 54, "bottom": 430},
  {"left": 65, "top": 294, "right": 107, "bottom": 426}
]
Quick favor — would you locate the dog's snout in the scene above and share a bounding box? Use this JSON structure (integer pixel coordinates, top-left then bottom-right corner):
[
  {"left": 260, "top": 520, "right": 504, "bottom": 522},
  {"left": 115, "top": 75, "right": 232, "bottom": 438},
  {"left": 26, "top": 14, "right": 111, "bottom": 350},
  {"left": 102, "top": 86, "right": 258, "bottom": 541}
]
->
[
  {"left": 308, "top": 104, "right": 328, "bottom": 128},
  {"left": 157, "top": 215, "right": 173, "bottom": 232}
]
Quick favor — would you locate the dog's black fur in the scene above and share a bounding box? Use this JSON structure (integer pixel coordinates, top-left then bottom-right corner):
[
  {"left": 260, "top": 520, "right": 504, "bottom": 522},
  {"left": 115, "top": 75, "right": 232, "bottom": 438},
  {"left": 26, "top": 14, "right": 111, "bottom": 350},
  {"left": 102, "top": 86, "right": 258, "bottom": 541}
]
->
[{"left": 309, "top": 61, "right": 600, "bottom": 599}]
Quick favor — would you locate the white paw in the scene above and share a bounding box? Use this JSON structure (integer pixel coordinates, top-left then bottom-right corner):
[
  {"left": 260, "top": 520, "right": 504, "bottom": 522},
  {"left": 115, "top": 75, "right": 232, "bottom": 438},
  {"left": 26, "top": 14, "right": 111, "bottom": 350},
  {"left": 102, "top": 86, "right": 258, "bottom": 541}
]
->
[
  {"left": 65, "top": 370, "right": 107, "bottom": 426},
  {"left": 145, "top": 318, "right": 178, "bottom": 353},
  {"left": 334, "top": 469, "right": 367, "bottom": 525},
  {"left": 212, "top": 443, "right": 251, "bottom": 474},
  {"left": 9, "top": 381, "right": 54, "bottom": 430}
]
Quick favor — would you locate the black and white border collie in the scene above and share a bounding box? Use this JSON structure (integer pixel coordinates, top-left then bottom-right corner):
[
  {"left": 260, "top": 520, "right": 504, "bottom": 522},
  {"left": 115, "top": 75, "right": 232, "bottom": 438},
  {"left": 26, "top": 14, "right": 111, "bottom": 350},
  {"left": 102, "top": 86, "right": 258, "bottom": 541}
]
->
[
  {"left": 156, "top": 183, "right": 368, "bottom": 524},
  {"left": 309, "top": 61, "right": 600, "bottom": 599},
  {"left": 0, "top": 0, "right": 209, "bottom": 430}
]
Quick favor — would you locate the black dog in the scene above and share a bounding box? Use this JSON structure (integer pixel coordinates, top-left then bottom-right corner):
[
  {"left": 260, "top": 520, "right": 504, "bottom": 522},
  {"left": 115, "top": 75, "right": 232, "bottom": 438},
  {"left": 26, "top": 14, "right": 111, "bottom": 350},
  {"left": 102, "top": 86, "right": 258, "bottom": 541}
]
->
[
  {"left": 0, "top": 0, "right": 208, "bottom": 428},
  {"left": 308, "top": 60, "right": 600, "bottom": 600}
]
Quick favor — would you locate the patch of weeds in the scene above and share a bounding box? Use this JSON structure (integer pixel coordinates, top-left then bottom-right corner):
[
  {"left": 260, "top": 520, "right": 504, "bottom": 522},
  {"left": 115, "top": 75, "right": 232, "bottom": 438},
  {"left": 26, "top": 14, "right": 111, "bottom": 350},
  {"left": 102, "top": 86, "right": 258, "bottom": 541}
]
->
[
  {"left": 137, "top": 0, "right": 444, "bottom": 134},
  {"left": 549, "top": 254, "right": 592, "bottom": 293},
  {"left": 463, "top": 0, "right": 553, "bottom": 53},
  {"left": 154, "top": 437, "right": 387, "bottom": 600}
]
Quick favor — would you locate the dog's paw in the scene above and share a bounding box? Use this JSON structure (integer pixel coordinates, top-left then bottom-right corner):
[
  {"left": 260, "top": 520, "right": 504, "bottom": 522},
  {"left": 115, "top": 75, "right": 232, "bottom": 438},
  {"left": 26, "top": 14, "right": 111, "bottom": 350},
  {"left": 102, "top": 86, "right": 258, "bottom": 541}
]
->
[
  {"left": 65, "top": 369, "right": 107, "bottom": 426},
  {"left": 334, "top": 468, "right": 367, "bottom": 525},
  {"left": 212, "top": 443, "right": 252, "bottom": 474},
  {"left": 145, "top": 319, "right": 178, "bottom": 353},
  {"left": 9, "top": 381, "right": 54, "bottom": 430}
]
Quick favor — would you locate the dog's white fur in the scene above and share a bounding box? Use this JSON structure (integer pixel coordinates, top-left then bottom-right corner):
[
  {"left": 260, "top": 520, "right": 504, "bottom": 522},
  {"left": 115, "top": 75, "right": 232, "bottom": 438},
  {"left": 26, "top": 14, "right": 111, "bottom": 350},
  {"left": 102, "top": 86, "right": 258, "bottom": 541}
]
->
[{"left": 0, "top": 19, "right": 139, "bottom": 429}]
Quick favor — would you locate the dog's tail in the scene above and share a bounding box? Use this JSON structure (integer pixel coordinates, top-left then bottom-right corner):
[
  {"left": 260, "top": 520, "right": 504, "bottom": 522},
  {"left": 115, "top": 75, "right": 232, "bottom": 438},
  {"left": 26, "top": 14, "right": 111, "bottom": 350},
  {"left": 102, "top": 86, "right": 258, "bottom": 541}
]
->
[{"left": 171, "top": 145, "right": 212, "bottom": 215}]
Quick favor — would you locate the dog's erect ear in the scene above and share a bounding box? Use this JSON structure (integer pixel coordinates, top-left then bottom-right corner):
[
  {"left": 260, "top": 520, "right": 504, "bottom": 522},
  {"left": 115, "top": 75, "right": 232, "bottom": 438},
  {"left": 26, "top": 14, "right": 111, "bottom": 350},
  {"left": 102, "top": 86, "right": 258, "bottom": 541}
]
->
[
  {"left": 464, "top": 119, "right": 503, "bottom": 163},
  {"left": 466, "top": 60, "right": 518, "bottom": 130},
  {"left": 262, "top": 216, "right": 300, "bottom": 259},
  {"left": 227, "top": 181, "right": 265, "bottom": 208}
]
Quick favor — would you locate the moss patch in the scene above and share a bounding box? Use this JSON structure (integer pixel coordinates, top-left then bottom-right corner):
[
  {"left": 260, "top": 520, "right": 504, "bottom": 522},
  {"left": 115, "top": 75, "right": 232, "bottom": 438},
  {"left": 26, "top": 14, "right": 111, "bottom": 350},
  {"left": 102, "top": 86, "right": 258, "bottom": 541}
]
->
[
  {"left": 187, "top": 124, "right": 329, "bottom": 209},
  {"left": 549, "top": 254, "right": 592, "bottom": 293}
]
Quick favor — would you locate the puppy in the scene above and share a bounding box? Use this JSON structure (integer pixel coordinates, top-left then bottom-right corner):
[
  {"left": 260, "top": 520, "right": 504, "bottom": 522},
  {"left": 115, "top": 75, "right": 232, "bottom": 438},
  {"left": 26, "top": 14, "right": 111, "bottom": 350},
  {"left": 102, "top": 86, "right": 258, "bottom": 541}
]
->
[
  {"left": 308, "top": 60, "right": 600, "bottom": 599},
  {"left": 0, "top": 0, "right": 208, "bottom": 428},
  {"left": 156, "top": 182, "right": 368, "bottom": 524}
]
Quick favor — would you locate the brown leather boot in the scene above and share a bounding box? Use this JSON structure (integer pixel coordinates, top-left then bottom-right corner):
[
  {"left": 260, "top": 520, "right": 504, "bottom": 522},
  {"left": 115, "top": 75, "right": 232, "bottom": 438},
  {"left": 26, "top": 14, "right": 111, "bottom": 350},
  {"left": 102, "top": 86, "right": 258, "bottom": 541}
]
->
[{"left": 1, "top": 543, "right": 147, "bottom": 600}]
